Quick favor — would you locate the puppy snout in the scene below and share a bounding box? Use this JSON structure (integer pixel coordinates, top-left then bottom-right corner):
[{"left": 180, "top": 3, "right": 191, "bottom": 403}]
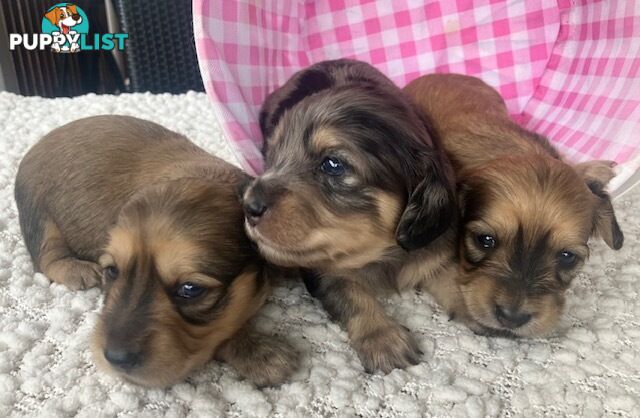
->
[
  {"left": 494, "top": 304, "right": 532, "bottom": 329},
  {"left": 104, "top": 348, "right": 141, "bottom": 370},
  {"left": 245, "top": 195, "right": 267, "bottom": 219},
  {"left": 72, "top": 14, "right": 81, "bottom": 20},
  {"left": 103, "top": 315, "right": 146, "bottom": 371},
  {"left": 243, "top": 181, "right": 270, "bottom": 225}
]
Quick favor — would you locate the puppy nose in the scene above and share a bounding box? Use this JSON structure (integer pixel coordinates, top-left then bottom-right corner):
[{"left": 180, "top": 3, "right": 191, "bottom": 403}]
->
[
  {"left": 72, "top": 14, "right": 80, "bottom": 20},
  {"left": 494, "top": 304, "right": 532, "bottom": 329},
  {"left": 244, "top": 196, "right": 267, "bottom": 219},
  {"left": 243, "top": 183, "right": 269, "bottom": 225},
  {"left": 104, "top": 348, "right": 140, "bottom": 370}
]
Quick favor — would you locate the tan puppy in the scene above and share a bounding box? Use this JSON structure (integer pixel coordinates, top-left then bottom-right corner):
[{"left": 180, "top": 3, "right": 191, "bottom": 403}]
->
[
  {"left": 15, "top": 115, "right": 297, "bottom": 387},
  {"left": 404, "top": 74, "right": 624, "bottom": 337}
]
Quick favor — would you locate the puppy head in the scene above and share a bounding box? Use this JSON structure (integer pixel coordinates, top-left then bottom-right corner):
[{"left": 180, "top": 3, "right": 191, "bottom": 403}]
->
[
  {"left": 244, "top": 60, "right": 455, "bottom": 271},
  {"left": 457, "top": 155, "right": 623, "bottom": 337},
  {"left": 91, "top": 178, "right": 266, "bottom": 387}
]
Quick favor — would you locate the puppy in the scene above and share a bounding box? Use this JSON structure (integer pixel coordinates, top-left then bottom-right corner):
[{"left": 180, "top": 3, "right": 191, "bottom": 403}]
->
[
  {"left": 15, "top": 115, "right": 297, "bottom": 387},
  {"left": 243, "top": 59, "right": 457, "bottom": 373},
  {"left": 404, "top": 74, "right": 624, "bottom": 337}
]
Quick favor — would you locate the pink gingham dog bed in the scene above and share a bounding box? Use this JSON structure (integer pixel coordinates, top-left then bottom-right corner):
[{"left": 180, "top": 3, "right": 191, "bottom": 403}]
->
[{"left": 194, "top": 0, "right": 640, "bottom": 193}]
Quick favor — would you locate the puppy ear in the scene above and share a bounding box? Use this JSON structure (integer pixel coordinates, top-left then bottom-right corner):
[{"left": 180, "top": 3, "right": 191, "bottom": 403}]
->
[
  {"left": 44, "top": 8, "right": 59, "bottom": 25},
  {"left": 396, "top": 160, "right": 456, "bottom": 251},
  {"left": 67, "top": 5, "right": 78, "bottom": 14},
  {"left": 575, "top": 160, "right": 624, "bottom": 250},
  {"left": 259, "top": 66, "right": 334, "bottom": 141}
]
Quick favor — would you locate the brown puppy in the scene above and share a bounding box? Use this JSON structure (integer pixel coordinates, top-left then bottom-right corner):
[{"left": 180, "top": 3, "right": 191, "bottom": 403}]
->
[
  {"left": 14, "top": 115, "right": 297, "bottom": 387},
  {"left": 404, "top": 74, "right": 624, "bottom": 337},
  {"left": 243, "top": 59, "right": 457, "bottom": 373}
]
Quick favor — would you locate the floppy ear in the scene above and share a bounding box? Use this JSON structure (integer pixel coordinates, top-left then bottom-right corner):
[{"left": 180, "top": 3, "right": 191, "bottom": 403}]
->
[
  {"left": 259, "top": 66, "right": 334, "bottom": 145},
  {"left": 67, "top": 5, "right": 78, "bottom": 14},
  {"left": 574, "top": 160, "right": 624, "bottom": 250},
  {"left": 396, "top": 159, "right": 456, "bottom": 251},
  {"left": 44, "top": 8, "right": 60, "bottom": 25}
]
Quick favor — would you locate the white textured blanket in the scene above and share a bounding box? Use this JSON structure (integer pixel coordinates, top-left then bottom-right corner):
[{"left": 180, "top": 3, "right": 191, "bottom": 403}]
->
[{"left": 0, "top": 91, "right": 638, "bottom": 417}]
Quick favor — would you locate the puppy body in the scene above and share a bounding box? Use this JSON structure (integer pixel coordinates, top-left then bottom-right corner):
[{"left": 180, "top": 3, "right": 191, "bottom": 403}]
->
[
  {"left": 404, "top": 74, "right": 624, "bottom": 337},
  {"left": 15, "top": 116, "right": 297, "bottom": 387},
  {"left": 245, "top": 60, "right": 457, "bottom": 373}
]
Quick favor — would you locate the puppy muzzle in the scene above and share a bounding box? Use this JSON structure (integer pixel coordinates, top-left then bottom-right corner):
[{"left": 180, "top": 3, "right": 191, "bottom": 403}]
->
[{"left": 243, "top": 180, "right": 270, "bottom": 226}]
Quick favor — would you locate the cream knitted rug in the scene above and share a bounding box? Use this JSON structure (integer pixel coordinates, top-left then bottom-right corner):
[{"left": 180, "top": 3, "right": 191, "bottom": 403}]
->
[{"left": 0, "top": 91, "right": 638, "bottom": 417}]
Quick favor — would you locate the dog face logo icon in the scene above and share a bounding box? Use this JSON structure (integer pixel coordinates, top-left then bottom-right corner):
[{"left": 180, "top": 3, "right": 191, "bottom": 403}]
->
[{"left": 42, "top": 3, "right": 89, "bottom": 53}]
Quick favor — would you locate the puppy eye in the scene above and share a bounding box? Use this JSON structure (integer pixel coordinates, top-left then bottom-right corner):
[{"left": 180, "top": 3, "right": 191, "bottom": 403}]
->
[
  {"left": 557, "top": 251, "right": 577, "bottom": 268},
  {"left": 103, "top": 265, "right": 119, "bottom": 281},
  {"left": 176, "top": 282, "right": 206, "bottom": 299},
  {"left": 320, "top": 156, "right": 346, "bottom": 176},
  {"left": 476, "top": 234, "right": 497, "bottom": 249}
]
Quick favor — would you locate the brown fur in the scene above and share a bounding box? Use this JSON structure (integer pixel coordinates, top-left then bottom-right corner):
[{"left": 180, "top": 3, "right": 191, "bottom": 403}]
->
[
  {"left": 15, "top": 115, "right": 298, "bottom": 387},
  {"left": 404, "top": 74, "right": 623, "bottom": 337},
  {"left": 245, "top": 59, "right": 457, "bottom": 373}
]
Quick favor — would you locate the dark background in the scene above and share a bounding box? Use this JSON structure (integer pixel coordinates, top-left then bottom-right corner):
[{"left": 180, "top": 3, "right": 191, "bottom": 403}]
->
[{"left": 0, "top": 0, "right": 205, "bottom": 97}]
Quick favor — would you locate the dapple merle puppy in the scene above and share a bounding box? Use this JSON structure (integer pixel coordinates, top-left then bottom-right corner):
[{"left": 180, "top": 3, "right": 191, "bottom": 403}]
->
[{"left": 243, "top": 59, "right": 457, "bottom": 373}]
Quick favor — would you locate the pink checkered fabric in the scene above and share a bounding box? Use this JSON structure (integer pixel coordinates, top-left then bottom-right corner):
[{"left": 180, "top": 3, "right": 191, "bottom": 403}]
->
[{"left": 194, "top": 0, "right": 640, "bottom": 192}]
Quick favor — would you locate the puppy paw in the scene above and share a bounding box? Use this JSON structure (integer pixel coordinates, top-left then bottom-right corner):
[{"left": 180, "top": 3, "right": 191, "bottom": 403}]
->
[
  {"left": 60, "top": 260, "right": 102, "bottom": 290},
  {"left": 45, "top": 258, "right": 102, "bottom": 290},
  {"left": 354, "top": 324, "right": 422, "bottom": 374},
  {"left": 217, "top": 332, "right": 299, "bottom": 387},
  {"left": 238, "top": 337, "right": 299, "bottom": 387}
]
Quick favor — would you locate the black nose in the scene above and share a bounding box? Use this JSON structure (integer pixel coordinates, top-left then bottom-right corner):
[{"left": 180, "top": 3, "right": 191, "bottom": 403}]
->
[
  {"left": 495, "top": 304, "right": 532, "bottom": 329},
  {"left": 243, "top": 183, "right": 269, "bottom": 225},
  {"left": 72, "top": 13, "right": 80, "bottom": 20},
  {"left": 244, "top": 196, "right": 267, "bottom": 218},
  {"left": 104, "top": 349, "right": 140, "bottom": 370}
]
